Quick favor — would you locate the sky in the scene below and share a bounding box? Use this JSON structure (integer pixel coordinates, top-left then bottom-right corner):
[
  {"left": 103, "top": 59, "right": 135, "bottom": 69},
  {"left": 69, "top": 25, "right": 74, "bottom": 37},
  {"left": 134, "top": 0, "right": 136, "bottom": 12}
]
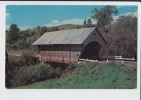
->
[{"left": 6, "top": 5, "right": 137, "bottom": 30}]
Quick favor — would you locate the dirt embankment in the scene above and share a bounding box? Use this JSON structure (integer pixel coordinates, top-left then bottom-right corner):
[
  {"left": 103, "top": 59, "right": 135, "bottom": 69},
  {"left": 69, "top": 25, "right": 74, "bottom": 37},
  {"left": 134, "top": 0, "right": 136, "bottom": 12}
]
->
[{"left": 7, "top": 50, "right": 22, "bottom": 57}]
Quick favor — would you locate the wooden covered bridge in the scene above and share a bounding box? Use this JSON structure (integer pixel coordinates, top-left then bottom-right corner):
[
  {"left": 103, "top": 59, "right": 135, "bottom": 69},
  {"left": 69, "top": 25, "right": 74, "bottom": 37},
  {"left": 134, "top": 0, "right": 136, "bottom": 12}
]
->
[{"left": 32, "top": 27, "right": 107, "bottom": 64}]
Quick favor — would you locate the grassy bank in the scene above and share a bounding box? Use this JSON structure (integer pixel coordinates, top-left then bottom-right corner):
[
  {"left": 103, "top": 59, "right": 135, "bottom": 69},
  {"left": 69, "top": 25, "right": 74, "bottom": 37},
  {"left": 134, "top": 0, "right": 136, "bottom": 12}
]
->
[{"left": 17, "top": 63, "right": 137, "bottom": 89}]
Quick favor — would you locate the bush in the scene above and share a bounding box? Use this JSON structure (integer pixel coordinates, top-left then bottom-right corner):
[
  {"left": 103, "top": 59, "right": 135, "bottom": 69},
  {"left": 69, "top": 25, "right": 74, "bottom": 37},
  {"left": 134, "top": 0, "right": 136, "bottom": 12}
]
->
[
  {"left": 20, "top": 50, "right": 39, "bottom": 66},
  {"left": 10, "top": 39, "right": 27, "bottom": 51},
  {"left": 16, "top": 63, "right": 136, "bottom": 89},
  {"left": 9, "top": 50, "right": 40, "bottom": 70},
  {"left": 11, "top": 63, "right": 54, "bottom": 86}
]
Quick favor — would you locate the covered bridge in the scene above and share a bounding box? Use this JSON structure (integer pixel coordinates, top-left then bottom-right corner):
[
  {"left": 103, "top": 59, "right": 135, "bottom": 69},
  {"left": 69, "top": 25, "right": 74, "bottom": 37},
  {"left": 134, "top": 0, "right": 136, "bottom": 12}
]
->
[{"left": 32, "top": 27, "right": 107, "bottom": 64}]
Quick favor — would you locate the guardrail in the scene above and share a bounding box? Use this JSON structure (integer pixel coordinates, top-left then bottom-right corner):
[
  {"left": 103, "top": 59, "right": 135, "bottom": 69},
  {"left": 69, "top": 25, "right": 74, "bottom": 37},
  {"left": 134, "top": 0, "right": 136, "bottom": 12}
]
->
[
  {"left": 106, "top": 56, "right": 135, "bottom": 65},
  {"left": 79, "top": 56, "right": 135, "bottom": 65},
  {"left": 99, "top": 55, "right": 135, "bottom": 60},
  {"left": 109, "top": 56, "right": 135, "bottom": 61},
  {"left": 79, "top": 59, "right": 98, "bottom": 62}
]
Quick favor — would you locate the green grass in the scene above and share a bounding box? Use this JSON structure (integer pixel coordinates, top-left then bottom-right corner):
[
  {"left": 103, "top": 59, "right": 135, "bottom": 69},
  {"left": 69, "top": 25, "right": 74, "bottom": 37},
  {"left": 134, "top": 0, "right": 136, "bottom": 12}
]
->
[{"left": 17, "top": 63, "right": 137, "bottom": 89}]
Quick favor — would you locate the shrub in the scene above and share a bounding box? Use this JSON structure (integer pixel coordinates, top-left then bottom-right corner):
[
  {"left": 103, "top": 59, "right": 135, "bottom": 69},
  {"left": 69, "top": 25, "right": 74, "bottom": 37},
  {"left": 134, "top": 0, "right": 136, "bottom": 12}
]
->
[
  {"left": 9, "top": 50, "right": 40, "bottom": 70},
  {"left": 11, "top": 63, "right": 54, "bottom": 86},
  {"left": 20, "top": 50, "right": 39, "bottom": 66},
  {"left": 15, "top": 63, "right": 137, "bottom": 89}
]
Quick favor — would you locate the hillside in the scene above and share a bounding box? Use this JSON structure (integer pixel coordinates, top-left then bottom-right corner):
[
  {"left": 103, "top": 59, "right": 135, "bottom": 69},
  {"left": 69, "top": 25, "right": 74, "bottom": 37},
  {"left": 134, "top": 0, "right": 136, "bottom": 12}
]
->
[
  {"left": 16, "top": 63, "right": 137, "bottom": 89},
  {"left": 47, "top": 24, "right": 85, "bottom": 31}
]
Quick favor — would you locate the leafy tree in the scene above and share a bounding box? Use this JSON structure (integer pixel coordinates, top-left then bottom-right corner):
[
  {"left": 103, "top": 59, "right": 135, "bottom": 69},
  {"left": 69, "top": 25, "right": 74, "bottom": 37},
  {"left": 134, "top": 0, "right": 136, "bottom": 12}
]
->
[
  {"left": 5, "top": 50, "right": 12, "bottom": 88},
  {"left": 87, "top": 18, "right": 92, "bottom": 27},
  {"left": 18, "top": 30, "right": 29, "bottom": 41},
  {"left": 83, "top": 20, "right": 86, "bottom": 26},
  {"left": 7, "top": 24, "right": 20, "bottom": 44},
  {"left": 91, "top": 5, "right": 118, "bottom": 30},
  {"left": 115, "top": 14, "right": 137, "bottom": 58},
  {"left": 41, "top": 26, "right": 47, "bottom": 36},
  {"left": 77, "top": 25, "right": 80, "bottom": 29},
  {"left": 51, "top": 27, "right": 59, "bottom": 31},
  {"left": 34, "top": 26, "right": 41, "bottom": 36},
  {"left": 11, "top": 39, "right": 28, "bottom": 50},
  {"left": 99, "top": 14, "right": 137, "bottom": 59}
]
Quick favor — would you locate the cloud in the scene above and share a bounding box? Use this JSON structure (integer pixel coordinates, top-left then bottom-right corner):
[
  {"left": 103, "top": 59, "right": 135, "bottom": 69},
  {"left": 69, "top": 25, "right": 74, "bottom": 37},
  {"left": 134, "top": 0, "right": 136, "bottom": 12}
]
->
[
  {"left": 86, "top": 17, "right": 97, "bottom": 24},
  {"left": 45, "top": 18, "right": 83, "bottom": 27},
  {"left": 19, "top": 26, "right": 30, "bottom": 30},
  {"left": 45, "top": 18, "right": 97, "bottom": 27},
  {"left": 6, "top": 13, "right": 12, "bottom": 20},
  {"left": 6, "top": 13, "right": 10, "bottom": 17},
  {"left": 52, "top": 20, "right": 59, "bottom": 24},
  {"left": 60, "top": 18, "right": 84, "bottom": 25},
  {"left": 112, "top": 11, "right": 137, "bottom": 23},
  {"left": 91, "top": 19, "right": 97, "bottom": 24},
  {"left": 44, "top": 10, "right": 137, "bottom": 27},
  {"left": 123, "top": 11, "right": 137, "bottom": 17},
  {"left": 6, "top": 24, "right": 30, "bottom": 30}
]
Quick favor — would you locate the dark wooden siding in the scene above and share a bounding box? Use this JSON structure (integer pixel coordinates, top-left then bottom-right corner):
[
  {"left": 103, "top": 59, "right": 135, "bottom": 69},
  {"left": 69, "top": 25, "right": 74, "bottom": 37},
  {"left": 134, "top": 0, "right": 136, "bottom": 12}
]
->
[
  {"left": 38, "top": 44, "right": 84, "bottom": 63},
  {"left": 83, "top": 29, "right": 106, "bottom": 45}
]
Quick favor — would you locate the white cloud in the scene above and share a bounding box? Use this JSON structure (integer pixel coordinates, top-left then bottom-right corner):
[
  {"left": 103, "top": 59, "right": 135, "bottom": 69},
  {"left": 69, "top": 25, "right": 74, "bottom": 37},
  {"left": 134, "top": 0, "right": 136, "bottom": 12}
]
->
[
  {"left": 60, "top": 18, "right": 84, "bottom": 25},
  {"left": 6, "top": 24, "right": 30, "bottom": 30},
  {"left": 44, "top": 10, "right": 137, "bottom": 27},
  {"left": 19, "top": 26, "right": 30, "bottom": 30},
  {"left": 52, "top": 20, "right": 59, "bottom": 24},
  {"left": 91, "top": 19, "right": 97, "bottom": 24},
  {"left": 6, "top": 13, "right": 11, "bottom": 20},
  {"left": 45, "top": 18, "right": 97, "bottom": 27},
  {"left": 123, "top": 11, "right": 137, "bottom": 17},
  {"left": 45, "top": 18, "right": 83, "bottom": 27},
  {"left": 112, "top": 11, "right": 137, "bottom": 23},
  {"left": 6, "top": 13, "right": 10, "bottom": 17},
  {"left": 86, "top": 17, "right": 97, "bottom": 24},
  {"left": 133, "top": 11, "right": 137, "bottom": 17}
]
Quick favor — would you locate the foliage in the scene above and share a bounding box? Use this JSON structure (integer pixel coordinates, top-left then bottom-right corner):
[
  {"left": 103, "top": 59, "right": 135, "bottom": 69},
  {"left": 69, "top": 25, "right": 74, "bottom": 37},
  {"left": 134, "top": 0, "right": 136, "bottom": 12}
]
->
[
  {"left": 83, "top": 19, "right": 86, "bottom": 26},
  {"left": 99, "top": 14, "right": 137, "bottom": 59},
  {"left": 17, "top": 63, "right": 137, "bottom": 89},
  {"left": 10, "top": 39, "right": 28, "bottom": 50},
  {"left": 91, "top": 5, "right": 118, "bottom": 30},
  {"left": 87, "top": 18, "right": 92, "bottom": 27},
  {"left": 6, "top": 14, "right": 137, "bottom": 59},
  {"left": 41, "top": 26, "right": 47, "bottom": 35},
  {"left": 6, "top": 24, "right": 45, "bottom": 52},
  {"left": 9, "top": 50, "right": 40, "bottom": 70},
  {"left": 5, "top": 50, "right": 13, "bottom": 88},
  {"left": 11, "top": 63, "right": 54, "bottom": 87},
  {"left": 20, "top": 50, "right": 40, "bottom": 66},
  {"left": 76, "top": 25, "right": 80, "bottom": 29},
  {"left": 7, "top": 24, "right": 20, "bottom": 44}
]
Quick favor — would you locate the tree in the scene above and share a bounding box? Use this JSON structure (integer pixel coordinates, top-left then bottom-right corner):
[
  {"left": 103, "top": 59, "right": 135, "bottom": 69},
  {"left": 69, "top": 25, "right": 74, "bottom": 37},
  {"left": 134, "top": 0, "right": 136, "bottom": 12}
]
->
[
  {"left": 99, "top": 14, "right": 137, "bottom": 59},
  {"left": 87, "top": 18, "right": 92, "bottom": 27},
  {"left": 7, "top": 24, "right": 20, "bottom": 44},
  {"left": 77, "top": 25, "right": 80, "bottom": 29},
  {"left": 5, "top": 50, "right": 12, "bottom": 88},
  {"left": 41, "top": 26, "right": 47, "bottom": 36},
  {"left": 91, "top": 6, "right": 118, "bottom": 30},
  {"left": 114, "top": 14, "right": 137, "bottom": 59},
  {"left": 83, "top": 20, "right": 86, "bottom": 26}
]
